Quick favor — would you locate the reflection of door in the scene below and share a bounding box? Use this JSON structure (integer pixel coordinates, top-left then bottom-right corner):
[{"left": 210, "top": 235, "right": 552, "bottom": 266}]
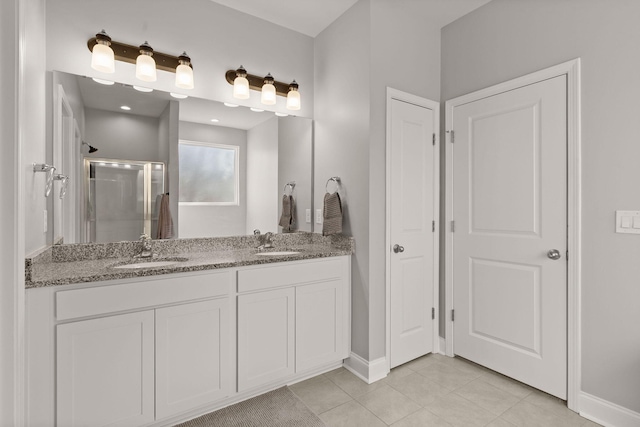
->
[
  {"left": 389, "top": 96, "right": 438, "bottom": 368},
  {"left": 449, "top": 75, "right": 567, "bottom": 398}
]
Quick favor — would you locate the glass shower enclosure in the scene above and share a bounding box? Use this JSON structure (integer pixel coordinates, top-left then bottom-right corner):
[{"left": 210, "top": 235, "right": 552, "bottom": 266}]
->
[{"left": 85, "top": 159, "right": 165, "bottom": 243}]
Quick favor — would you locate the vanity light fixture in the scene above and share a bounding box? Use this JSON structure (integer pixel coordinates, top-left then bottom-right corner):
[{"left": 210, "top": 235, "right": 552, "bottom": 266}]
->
[
  {"left": 87, "top": 32, "right": 194, "bottom": 89},
  {"left": 261, "top": 73, "right": 276, "bottom": 105},
  {"left": 275, "top": 112, "right": 288, "bottom": 117},
  {"left": 90, "top": 30, "right": 115, "bottom": 73},
  {"left": 225, "top": 68, "right": 301, "bottom": 110},
  {"left": 92, "top": 78, "right": 114, "bottom": 86},
  {"left": 120, "top": 105, "right": 131, "bottom": 111},
  {"left": 224, "top": 102, "right": 239, "bottom": 108},
  {"left": 286, "top": 80, "right": 300, "bottom": 111},
  {"left": 250, "top": 107, "right": 264, "bottom": 112},
  {"left": 175, "top": 52, "right": 194, "bottom": 89},
  {"left": 135, "top": 42, "right": 157, "bottom": 82},
  {"left": 232, "top": 65, "right": 250, "bottom": 99},
  {"left": 170, "top": 92, "right": 188, "bottom": 99}
]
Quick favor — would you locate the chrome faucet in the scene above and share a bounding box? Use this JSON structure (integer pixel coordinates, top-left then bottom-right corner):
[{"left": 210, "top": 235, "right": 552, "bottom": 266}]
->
[
  {"left": 256, "top": 232, "right": 274, "bottom": 251},
  {"left": 137, "top": 233, "right": 153, "bottom": 258}
]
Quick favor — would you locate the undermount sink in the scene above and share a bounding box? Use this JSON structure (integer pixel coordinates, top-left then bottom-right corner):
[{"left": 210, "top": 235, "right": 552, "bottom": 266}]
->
[
  {"left": 256, "top": 251, "right": 300, "bottom": 256},
  {"left": 111, "top": 257, "right": 189, "bottom": 269}
]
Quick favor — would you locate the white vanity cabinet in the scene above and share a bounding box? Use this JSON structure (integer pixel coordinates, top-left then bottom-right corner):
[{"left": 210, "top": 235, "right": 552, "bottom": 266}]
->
[{"left": 237, "top": 256, "right": 350, "bottom": 392}]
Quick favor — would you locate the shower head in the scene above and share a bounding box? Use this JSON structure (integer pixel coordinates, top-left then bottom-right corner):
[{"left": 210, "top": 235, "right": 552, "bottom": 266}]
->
[{"left": 82, "top": 141, "right": 98, "bottom": 153}]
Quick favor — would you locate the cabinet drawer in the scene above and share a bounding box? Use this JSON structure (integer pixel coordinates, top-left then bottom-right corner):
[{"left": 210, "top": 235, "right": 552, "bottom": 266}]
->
[
  {"left": 56, "top": 270, "right": 232, "bottom": 321},
  {"left": 238, "top": 257, "right": 345, "bottom": 293}
]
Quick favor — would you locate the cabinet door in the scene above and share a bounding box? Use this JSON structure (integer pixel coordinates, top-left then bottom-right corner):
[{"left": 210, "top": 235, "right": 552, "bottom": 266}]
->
[
  {"left": 155, "top": 298, "right": 231, "bottom": 419},
  {"left": 57, "top": 311, "right": 155, "bottom": 427},
  {"left": 238, "top": 288, "right": 295, "bottom": 391},
  {"left": 296, "top": 280, "right": 345, "bottom": 372}
]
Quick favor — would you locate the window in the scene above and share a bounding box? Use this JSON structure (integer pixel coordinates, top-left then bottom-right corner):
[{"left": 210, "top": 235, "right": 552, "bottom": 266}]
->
[{"left": 179, "top": 140, "right": 239, "bottom": 205}]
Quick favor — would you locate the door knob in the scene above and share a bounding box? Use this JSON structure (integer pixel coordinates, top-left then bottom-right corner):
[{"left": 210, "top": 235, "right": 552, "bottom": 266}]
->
[
  {"left": 393, "top": 244, "right": 405, "bottom": 253},
  {"left": 547, "top": 249, "right": 561, "bottom": 260}
]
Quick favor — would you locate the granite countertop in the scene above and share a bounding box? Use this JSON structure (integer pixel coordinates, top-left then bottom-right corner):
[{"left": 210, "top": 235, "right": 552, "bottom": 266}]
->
[{"left": 26, "top": 233, "right": 354, "bottom": 289}]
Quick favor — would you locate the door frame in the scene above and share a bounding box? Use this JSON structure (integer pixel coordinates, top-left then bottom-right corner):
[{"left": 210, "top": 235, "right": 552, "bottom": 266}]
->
[
  {"left": 444, "top": 59, "right": 581, "bottom": 411},
  {"left": 385, "top": 87, "right": 440, "bottom": 373}
]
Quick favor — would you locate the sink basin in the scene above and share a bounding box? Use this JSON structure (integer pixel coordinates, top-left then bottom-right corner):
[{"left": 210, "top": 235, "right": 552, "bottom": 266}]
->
[
  {"left": 256, "top": 251, "right": 300, "bottom": 256},
  {"left": 111, "top": 257, "right": 189, "bottom": 269}
]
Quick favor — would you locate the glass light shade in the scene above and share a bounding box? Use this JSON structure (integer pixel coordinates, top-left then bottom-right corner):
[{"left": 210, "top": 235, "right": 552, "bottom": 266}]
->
[
  {"left": 91, "top": 43, "right": 115, "bottom": 73},
  {"left": 286, "top": 90, "right": 301, "bottom": 110},
  {"left": 136, "top": 53, "right": 157, "bottom": 82},
  {"left": 261, "top": 83, "right": 276, "bottom": 105},
  {"left": 175, "top": 63, "right": 194, "bottom": 89},
  {"left": 233, "top": 76, "right": 250, "bottom": 99}
]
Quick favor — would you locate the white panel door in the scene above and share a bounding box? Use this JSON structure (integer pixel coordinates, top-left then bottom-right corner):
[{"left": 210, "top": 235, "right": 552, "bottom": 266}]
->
[
  {"left": 390, "top": 98, "right": 437, "bottom": 368},
  {"left": 57, "top": 311, "right": 155, "bottom": 427},
  {"left": 155, "top": 298, "right": 231, "bottom": 419},
  {"left": 296, "top": 280, "right": 344, "bottom": 372},
  {"left": 238, "top": 288, "right": 295, "bottom": 391},
  {"left": 451, "top": 75, "right": 567, "bottom": 398}
]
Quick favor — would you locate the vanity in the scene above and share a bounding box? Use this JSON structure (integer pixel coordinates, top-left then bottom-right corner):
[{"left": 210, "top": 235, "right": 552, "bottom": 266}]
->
[{"left": 26, "top": 233, "right": 353, "bottom": 427}]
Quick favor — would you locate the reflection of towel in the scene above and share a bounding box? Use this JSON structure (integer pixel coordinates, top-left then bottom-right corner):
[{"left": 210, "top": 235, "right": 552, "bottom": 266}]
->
[
  {"left": 322, "top": 192, "right": 342, "bottom": 236},
  {"left": 279, "top": 195, "right": 296, "bottom": 232},
  {"left": 157, "top": 194, "right": 174, "bottom": 239}
]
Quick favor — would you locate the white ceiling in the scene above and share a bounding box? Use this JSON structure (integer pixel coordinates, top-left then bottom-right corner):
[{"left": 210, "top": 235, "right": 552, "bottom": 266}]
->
[
  {"left": 209, "top": 0, "right": 359, "bottom": 37},
  {"left": 209, "top": 0, "right": 492, "bottom": 38}
]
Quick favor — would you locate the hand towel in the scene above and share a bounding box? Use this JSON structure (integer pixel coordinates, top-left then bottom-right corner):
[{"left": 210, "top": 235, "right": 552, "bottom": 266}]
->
[
  {"left": 156, "top": 193, "right": 174, "bottom": 239},
  {"left": 322, "top": 192, "right": 342, "bottom": 236},
  {"left": 279, "top": 195, "right": 296, "bottom": 232}
]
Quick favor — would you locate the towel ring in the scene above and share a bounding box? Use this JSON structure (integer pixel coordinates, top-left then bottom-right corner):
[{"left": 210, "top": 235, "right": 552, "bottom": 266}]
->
[
  {"left": 284, "top": 181, "right": 296, "bottom": 196},
  {"left": 325, "top": 176, "right": 341, "bottom": 194}
]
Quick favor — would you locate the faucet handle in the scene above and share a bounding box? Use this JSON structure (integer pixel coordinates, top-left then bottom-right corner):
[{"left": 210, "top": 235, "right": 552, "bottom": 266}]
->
[
  {"left": 253, "top": 229, "right": 261, "bottom": 235},
  {"left": 140, "top": 233, "right": 150, "bottom": 241}
]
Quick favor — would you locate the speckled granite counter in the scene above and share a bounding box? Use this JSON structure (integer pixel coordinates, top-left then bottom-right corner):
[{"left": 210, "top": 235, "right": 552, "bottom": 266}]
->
[{"left": 26, "top": 233, "right": 354, "bottom": 289}]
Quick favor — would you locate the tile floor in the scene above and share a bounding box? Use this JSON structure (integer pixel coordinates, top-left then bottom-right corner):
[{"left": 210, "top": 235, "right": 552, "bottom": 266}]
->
[{"left": 290, "top": 353, "right": 601, "bottom": 427}]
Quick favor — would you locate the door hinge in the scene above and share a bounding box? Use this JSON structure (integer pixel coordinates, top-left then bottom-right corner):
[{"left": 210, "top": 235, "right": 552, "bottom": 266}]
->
[
  {"left": 451, "top": 220, "right": 455, "bottom": 232},
  {"left": 566, "top": 250, "right": 569, "bottom": 261},
  {"left": 432, "top": 220, "right": 435, "bottom": 232},
  {"left": 451, "top": 309, "right": 455, "bottom": 322},
  {"left": 432, "top": 133, "right": 436, "bottom": 145},
  {"left": 450, "top": 130, "right": 455, "bottom": 143},
  {"left": 432, "top": 307, "right": 435, "bottom": 320}
]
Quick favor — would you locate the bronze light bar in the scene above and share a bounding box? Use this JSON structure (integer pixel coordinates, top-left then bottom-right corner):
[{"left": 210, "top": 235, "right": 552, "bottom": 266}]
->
[
  {"left": 225, "top": 69, "right": 291, "bottom": 97},
  {"left": 87, "top": 37, "right": 193, "bottom": 73}
]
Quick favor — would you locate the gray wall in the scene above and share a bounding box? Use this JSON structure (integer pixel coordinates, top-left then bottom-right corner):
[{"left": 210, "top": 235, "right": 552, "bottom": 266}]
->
[
  {"left": 278, "top": 116, "right": 313, "bottom": 233},
  {"left": 179, "top": 121, "right": 248, "bottom": 237},
  {"left": 441, "top": 0, "right": 640, "bottom": 413}
]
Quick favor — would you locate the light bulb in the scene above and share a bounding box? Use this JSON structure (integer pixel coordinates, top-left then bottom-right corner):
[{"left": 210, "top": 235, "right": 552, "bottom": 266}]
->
[
  {"left": 286, "top": 80, "right": 301, "bottom": 110},
  {"left": 233, "top": 65, "right": 250, "bottom": 99},
  {"left": 175, "top": 52, "right": 194, "bottom": 89},
  {"left": 91, "top": 30, "right": 115, "bottom": 73},
  {"left": 135, "top": 42, "right": 157, "bottom": 82},
  {"left": 261, "top": 73, "right": 276, "bottom": 105}
]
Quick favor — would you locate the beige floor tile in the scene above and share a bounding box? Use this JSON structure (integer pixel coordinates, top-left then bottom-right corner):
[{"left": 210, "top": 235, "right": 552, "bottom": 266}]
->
[
  {"left": 289, "top": 375, "right": 352, "bottom": 414},
  {"left": 387, "top": 372, "right": 450, "bottom": 406},
  {"left": 324, "top": 367, "right": 349, "bottom": 379},
  {"left": 320, "top": 400, "right": 387, "bottom": 427},
  {"left": 425, "top": 393, "right": 497, "bottom": 427},
  {"left": 524, "top": 390, "right": 586, "bottom": 425},
  {"left": 381, "top": 364, "right": 414, "bottom": 384},
  {"left": 417, "top": 362, "right": 478, "bottom": 390},
  {"left": 581, "top": 419, "right": 603, "bottom": 426},
  {"left": 326, "top": 368, "right": 383, "bottom": 398},
  {"left": 356, "top": 384, "right": 421, "bottom": 425},
  {"left": 485, "top": 417, "right": 516, "bottom": 427},
  {"left": 480, "top": 371, "right": 534, "bottom": 399},
  {"left": 440, "top": 356, "right": 489, "bottom": 377},
  {"left": 453, "top": 378, "right": 521, "bottom": 415},
  {"left": 402, "top": 353, "right": 442, "bottom": 371},
  {"left": 391, "top": 408, "right": 453, "bottom": 427},
  {"left": 502, "top": 400, "right": 582, "bottom": 427}
]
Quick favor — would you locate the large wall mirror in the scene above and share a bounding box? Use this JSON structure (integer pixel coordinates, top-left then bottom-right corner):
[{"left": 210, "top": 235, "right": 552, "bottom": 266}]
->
[{"left": 51, "top": 71, "right": 313, "bottom": 244}]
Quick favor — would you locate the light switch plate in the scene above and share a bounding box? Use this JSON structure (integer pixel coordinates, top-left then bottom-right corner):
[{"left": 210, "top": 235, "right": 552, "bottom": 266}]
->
[
  {"left": 305, "top": 209, "right": 311, "bottom": 223},
  {"left": 615, "top": 210, "right": 640, "bottom": 234},
  {"left": 315, "top": 209, "right": 322, "bottom": 224}
]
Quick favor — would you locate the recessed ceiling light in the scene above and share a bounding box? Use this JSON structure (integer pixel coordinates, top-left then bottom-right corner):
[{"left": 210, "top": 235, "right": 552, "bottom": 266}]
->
[
  {"left": 120, "top": 105, "right": 131, "bottom": 111},
  {"left": 92, "top": 78, "right": 114, "bottom": 85},
  {"left": 133, "top": 85, "right": 153, "bottom": 93},
  {"left": 170, "top": 92, "right": 188, "bottom": 99},
  {"left": 224, "top": 102, "right": 239, "bottom": 108},
  {"left": 111, "top": 163, "right": 119, "bottom": 167},
  {"left": 98, "top": 162, "right": 106, "bottom": 166},
  {"left": 275, "top": 112, "right": 288, "bottom": 117},
  {"left": 124, "top": 164, "right": 132, "bottom": 168},
  {"left": 210, "top": 119, "right": 220, "bottom": 123},
  {"left": 155, "top": 164, "right": 162, "bottom": 169},
  {"left": 250, "top": 108, "right": 264, "bottom": 112}
]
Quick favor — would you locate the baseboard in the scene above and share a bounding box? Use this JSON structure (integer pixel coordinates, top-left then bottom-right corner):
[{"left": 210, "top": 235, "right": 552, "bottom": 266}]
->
[
  {"left": 579, "top": 392, "right": 640, "bottom": 427},
  {"left": 343, "top": 352, "right": 387, "bottom": 384}
]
